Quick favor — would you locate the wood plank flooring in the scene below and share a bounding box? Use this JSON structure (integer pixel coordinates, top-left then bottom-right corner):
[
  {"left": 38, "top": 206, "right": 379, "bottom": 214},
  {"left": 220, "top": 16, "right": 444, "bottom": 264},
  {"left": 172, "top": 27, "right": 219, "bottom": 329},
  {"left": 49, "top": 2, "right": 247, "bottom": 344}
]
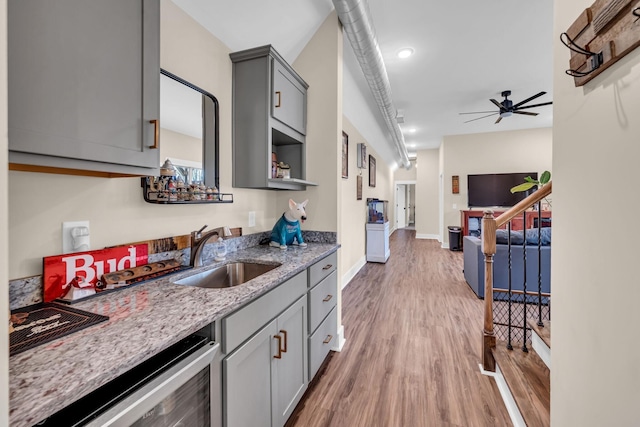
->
[
  {"left": 493, "top": 341, "right": 550, "bottom": 427},
  {"left": 287, "top": 229, "right": 512, "bottom": 427},
  {"left": 529, "top": 320, "right": 551, "bottom": 349}
]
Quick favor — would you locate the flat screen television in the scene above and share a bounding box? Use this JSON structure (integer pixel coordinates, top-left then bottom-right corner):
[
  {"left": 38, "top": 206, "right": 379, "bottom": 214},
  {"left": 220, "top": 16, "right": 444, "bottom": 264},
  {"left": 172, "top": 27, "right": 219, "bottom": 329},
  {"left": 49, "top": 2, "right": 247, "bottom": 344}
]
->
[{"left": 467, "top": 172, "right": 537, "bottom": 208}]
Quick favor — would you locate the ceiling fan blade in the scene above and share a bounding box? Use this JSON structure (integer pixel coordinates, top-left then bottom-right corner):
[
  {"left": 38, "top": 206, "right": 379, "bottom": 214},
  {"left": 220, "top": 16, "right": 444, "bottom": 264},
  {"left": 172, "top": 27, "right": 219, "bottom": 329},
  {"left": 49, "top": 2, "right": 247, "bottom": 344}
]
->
[
  {"left": 515, "top": 101, "right": 553, "bottom": 110},
  {"left": 459, "top": 110, "right": 498, "bottom": 115},
  {"left": 513, "top": 111, "right": 538, "bottom": 116},
  {"left": 463, "top": 112, "right": 499, "bottom": 123},
  {"left": 512, "top": 91, "right": 546, "bottom": 109},
  {"left": 495, "top": 116, "right": 503, "bottom": 124},
  {"left": 490, "top": 99, "right": 503, "bottom": 110}
]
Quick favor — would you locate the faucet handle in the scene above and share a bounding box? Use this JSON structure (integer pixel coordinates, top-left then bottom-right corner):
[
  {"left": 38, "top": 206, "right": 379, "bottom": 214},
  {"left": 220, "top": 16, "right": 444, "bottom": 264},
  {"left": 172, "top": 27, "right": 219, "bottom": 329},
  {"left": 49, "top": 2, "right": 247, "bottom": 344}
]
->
[{"left": 194, "top": 224, "right": 208, "bottom": 240}]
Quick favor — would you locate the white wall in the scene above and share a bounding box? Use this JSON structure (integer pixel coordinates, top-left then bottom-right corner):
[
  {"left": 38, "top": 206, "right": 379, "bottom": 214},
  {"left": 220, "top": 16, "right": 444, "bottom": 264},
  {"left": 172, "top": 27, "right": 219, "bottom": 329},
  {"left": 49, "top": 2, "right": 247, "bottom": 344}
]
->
[
  {"left": 415, "top": 149, "right": 440, "bottom": 238},
  {"left": 552, "top": 2, "right": 640, "bottom": 425},
  {"left": 7, "top": 0, "right": 280, "bottom": 279},
  {"left": 440, "top": 128, "right": 552, "bottom": 244},
  {"left": 1, "top": 0, "right": 10, "bottom": 422}
]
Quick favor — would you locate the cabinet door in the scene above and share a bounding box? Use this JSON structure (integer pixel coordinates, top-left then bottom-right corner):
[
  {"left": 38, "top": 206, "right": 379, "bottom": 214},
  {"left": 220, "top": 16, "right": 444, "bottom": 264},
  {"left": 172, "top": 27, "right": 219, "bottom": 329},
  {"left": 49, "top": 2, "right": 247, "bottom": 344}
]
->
[
  {"left": 271, "top": 60, "right": 306, "bottom": 135},
  {"left": 272, "top": 296, "right": 308, "bottom": 427},
  {"left": 224, "top": 320, "right": 277, "bottom": 427},
  {"left": 8, "top": 0, "right": 160, "bottom": 173}
]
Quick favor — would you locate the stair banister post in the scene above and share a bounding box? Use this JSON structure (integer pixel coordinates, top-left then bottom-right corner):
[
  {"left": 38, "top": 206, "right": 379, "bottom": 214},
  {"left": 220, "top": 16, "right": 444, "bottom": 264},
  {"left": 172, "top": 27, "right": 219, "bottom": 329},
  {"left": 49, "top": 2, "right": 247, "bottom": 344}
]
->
[{"left": 482, "top": 210, "right": 497, "bottom": 372}]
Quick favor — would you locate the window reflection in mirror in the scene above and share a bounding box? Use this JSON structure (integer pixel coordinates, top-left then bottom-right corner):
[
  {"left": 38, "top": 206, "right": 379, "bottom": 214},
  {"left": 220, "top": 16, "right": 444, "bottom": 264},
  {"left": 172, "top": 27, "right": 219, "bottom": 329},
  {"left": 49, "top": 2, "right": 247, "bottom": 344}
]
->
[{"left": 158, "top": 69, "right": 219, "bottom": 189}]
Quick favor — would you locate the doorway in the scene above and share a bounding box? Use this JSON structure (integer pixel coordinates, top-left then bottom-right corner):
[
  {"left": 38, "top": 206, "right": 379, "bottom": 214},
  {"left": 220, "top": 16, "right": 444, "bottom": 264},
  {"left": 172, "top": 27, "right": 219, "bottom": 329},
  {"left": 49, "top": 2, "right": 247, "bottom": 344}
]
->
[{"left": 395, "top": 182, "right": 416, "bottom": 230}]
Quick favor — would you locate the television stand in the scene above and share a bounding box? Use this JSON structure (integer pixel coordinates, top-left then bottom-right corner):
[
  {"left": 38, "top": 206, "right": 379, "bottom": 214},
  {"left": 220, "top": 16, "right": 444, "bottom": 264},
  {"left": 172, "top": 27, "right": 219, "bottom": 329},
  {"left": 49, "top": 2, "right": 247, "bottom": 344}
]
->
[{"left": 461, "top": 209, "right": 552, "bottom": 237}]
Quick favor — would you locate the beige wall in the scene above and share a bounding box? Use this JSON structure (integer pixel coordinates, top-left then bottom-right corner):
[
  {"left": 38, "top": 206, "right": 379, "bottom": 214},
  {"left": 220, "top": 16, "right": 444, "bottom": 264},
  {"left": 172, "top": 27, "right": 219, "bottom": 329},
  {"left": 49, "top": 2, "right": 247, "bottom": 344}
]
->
[
  {"left": 283, "top": 11, "right": 342, "bottom": 235},
  {"left": 1, "top": 0, "right": 10, "bottom": 421},
  {"left": 340, "top": 116, "right": 395, "bottom": 286},
  {"left": 160, "top": 128, "right": 203, "bottom": 165},
  {"left": 552, "top": 2, "right": 640, "bottom": 425},
  {"left": 7, "top": 0, "right": 282, "bottom": 279},
  {"left": 415, "top": 149, "right": 439, "bottom": 238},
  {"left": 394, "top": 159, "right": 417, "bottom": 181},
  {"left": 440, "top": 128, "right": 552, "bottom": 245}
]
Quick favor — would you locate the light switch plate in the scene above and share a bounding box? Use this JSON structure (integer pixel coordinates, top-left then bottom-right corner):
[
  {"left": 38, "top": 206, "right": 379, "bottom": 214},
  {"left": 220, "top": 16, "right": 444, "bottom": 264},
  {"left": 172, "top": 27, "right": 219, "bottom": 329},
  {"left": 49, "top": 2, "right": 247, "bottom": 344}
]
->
[
  {"left": 248, "top": 211, "right": 256, "bottom": 227},
  {"left": 62, "top": 221, "right": 90, "bottom": 254}
]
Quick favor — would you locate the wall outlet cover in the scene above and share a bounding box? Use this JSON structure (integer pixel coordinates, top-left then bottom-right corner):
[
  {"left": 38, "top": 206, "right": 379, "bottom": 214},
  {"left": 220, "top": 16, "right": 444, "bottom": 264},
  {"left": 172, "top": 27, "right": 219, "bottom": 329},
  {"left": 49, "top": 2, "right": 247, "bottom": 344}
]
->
[{"left": 62, "top": 221, "right": 90, "bottom": 254}]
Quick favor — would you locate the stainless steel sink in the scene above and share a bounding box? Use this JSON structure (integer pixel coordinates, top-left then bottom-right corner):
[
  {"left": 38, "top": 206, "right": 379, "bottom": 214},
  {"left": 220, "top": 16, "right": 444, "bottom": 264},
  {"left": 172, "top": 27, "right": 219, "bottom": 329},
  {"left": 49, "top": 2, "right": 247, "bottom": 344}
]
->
[{"left": 173, "top": 262, "right": 280, "bottom": 289}]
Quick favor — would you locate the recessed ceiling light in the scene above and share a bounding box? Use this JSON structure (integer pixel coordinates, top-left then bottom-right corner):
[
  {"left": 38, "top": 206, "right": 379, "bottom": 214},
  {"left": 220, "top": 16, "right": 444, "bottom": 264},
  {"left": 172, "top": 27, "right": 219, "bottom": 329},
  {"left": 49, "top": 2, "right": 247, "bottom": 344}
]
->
[
  {"left": 397, "top": 48, "right": 414, "bottom": 59},
  {"left": 408, "top": 128, "right": 416, "bottom": 133}
]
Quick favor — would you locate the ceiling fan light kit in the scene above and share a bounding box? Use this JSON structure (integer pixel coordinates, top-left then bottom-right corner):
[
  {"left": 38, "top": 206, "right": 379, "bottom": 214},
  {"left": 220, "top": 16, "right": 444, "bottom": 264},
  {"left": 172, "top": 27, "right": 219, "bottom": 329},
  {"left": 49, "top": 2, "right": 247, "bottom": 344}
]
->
[{"left": 460, "top": 90, "right": 553, "bottom": 124}]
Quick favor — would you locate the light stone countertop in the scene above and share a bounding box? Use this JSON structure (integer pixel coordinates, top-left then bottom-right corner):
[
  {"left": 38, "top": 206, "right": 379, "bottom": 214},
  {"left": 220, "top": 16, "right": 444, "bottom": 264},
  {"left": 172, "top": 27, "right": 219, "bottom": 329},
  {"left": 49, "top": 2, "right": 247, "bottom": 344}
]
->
[{"left": 9, "top": 242, "right": 339, "bottom": 427}]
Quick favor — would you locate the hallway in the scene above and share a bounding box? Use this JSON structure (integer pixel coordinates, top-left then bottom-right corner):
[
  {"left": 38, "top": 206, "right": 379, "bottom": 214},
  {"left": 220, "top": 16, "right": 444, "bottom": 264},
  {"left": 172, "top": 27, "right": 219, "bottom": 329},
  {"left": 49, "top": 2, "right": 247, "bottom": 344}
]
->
[{"left": 288, "top": 229, "right": 511, "bottom": 427}]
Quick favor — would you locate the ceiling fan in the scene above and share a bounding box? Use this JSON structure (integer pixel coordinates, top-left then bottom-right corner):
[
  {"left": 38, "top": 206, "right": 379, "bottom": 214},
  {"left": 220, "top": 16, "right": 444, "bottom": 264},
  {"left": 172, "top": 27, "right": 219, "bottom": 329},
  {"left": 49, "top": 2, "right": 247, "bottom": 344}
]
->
[{"left": 460, "top": 90, "right": 552, "bottom": 124}]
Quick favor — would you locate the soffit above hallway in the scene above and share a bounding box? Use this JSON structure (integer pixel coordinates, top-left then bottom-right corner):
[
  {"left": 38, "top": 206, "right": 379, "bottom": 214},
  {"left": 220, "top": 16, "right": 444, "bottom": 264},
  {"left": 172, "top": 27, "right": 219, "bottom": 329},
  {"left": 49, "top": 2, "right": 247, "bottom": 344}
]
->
[{"left": 172, "top": 0, "right": 553, "bottom": 163}]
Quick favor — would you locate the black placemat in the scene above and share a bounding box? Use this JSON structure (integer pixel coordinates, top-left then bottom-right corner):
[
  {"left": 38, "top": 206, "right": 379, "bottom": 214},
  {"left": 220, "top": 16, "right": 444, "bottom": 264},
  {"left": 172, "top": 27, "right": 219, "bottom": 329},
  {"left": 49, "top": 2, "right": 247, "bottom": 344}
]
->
[{"left": 10, "top": 302, "right": 109, "bottom": 356}]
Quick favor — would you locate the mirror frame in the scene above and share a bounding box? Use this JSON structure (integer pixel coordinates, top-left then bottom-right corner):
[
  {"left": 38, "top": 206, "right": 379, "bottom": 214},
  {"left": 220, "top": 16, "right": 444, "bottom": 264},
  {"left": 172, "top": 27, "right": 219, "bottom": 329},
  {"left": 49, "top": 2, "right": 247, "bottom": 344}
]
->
[{"left": 160, "top": 68, "right": 220, "bottom": 190}]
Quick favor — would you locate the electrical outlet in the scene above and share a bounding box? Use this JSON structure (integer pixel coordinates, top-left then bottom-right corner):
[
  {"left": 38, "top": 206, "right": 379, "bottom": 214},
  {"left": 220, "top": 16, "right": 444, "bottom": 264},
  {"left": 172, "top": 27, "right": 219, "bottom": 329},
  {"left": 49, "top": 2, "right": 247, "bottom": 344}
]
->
[
  {"left": 248, "top": 211, "right": 256, "bottom": 227},
  {"left": 453, "top": 203, "right": 457, "bottom": 209},
  {"left": 62, "top": 221, "right": 90, "bottom": 254}
]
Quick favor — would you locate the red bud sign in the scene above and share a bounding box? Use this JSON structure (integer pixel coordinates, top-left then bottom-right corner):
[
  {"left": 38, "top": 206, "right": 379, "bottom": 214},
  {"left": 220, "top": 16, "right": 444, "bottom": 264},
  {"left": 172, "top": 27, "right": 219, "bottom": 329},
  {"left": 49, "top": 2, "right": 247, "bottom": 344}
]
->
[{"left": 43, "top": 245, "right": 148, "bottom": 302}]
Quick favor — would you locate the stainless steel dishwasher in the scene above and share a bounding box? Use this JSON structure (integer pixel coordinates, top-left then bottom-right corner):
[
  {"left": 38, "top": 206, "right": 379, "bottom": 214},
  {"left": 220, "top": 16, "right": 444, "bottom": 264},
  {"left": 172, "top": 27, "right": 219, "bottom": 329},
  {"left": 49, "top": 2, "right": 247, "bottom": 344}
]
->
[{"left": 36, "top": 334, "right": 221, "bottom": 427}]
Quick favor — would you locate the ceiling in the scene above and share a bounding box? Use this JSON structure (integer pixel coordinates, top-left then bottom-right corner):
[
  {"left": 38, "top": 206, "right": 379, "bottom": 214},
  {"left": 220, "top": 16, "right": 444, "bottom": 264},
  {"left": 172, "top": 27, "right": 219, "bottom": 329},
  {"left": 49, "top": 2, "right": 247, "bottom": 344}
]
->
[{"left": 172, "top": 0, "right": 554, "bottom": 165}]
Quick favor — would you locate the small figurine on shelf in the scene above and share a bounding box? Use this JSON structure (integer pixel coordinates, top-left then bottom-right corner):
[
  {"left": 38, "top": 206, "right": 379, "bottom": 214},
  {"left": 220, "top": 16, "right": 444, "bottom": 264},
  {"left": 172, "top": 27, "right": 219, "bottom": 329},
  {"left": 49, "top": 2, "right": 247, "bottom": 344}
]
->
[{"left": 168, "top": 177, "right": 177, "bottom": 202}]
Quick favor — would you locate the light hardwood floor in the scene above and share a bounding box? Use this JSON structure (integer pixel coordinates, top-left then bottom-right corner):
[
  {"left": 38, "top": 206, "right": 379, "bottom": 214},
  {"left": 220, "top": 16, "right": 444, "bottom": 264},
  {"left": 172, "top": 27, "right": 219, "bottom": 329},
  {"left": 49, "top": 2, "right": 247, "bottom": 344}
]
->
[{"left": 287, "top": 229, "right": 512, "bottom": 427}]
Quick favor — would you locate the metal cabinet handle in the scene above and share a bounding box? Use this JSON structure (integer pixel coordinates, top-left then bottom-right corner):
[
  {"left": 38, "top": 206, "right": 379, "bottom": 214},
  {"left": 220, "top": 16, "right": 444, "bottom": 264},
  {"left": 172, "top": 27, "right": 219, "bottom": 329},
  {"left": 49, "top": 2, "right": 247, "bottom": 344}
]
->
[
  {"left": 322, "top": 264, "right": 333, "bottom": 270},
  {"left": 323, "top": 295, "right": 333, "bottom": 302},
  {"left": 323, "top": 335, "right": 333, "bottom": 344},
  {"left": 275, "top": 91, "right": 281, "bottom": 108},
  {"left": 274, "top": 335, "right": 282, "bottom": 359},
  {"left": 149, "top": 119, "right": 159, "bottom": 149},
  {"left": 280, "top": 329, "right": 287, "bottom": 353}
]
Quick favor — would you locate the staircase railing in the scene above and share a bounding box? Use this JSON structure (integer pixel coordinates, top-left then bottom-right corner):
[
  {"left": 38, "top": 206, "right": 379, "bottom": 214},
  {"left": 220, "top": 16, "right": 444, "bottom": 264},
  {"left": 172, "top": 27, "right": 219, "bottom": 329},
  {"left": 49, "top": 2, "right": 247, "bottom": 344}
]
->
[{"left": 481, "top": 182, "right": 552, "bottom": 372}]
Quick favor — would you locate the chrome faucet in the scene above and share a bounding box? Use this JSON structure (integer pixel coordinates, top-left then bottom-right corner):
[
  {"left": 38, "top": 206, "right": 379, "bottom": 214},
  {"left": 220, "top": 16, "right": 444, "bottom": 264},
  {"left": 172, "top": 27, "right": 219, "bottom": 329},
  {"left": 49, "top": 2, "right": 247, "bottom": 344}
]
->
[{"left": 190, "top": 225, "right": 232, "bottom": 267}]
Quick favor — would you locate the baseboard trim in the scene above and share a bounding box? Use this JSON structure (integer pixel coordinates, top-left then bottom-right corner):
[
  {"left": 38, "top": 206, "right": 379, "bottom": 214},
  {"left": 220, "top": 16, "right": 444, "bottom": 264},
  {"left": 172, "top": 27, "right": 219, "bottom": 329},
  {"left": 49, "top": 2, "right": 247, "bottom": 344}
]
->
[
  {"left": 342, "top": 256, "right": 366, "bottom": 290},
  {"left": 441, "top": 242, "right": 450, "bottom": 249},
  {"left": 480, "top": 363, "right": 526, "bottom": 427},
  {"left": 532, "top": 329, "right": 551, "bottom": 370},
  {"left": 415, "top": 234, "right": 439, "bottom": 240},
  {"left": 332, "top": 324, "right": 346, "bottom": 352}
]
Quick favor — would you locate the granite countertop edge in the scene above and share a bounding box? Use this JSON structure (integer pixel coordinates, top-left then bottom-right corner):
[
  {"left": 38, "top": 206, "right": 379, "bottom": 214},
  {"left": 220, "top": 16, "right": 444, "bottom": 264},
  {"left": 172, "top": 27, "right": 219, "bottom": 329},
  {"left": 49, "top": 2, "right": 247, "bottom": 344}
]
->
[{"left": 9, "top": 242, "right": 340, "bottom": 427}]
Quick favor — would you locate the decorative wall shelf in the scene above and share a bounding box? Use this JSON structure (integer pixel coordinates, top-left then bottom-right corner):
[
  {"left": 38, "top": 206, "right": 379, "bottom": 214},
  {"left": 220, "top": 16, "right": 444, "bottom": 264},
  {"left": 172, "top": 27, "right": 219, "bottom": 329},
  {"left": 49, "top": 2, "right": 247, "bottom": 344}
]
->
[
  {"left": 141, "top": 177, "right": 233, "bottom": 204},
  {"left": 563, "top": 0, "right": 640, "bottom": 86}
]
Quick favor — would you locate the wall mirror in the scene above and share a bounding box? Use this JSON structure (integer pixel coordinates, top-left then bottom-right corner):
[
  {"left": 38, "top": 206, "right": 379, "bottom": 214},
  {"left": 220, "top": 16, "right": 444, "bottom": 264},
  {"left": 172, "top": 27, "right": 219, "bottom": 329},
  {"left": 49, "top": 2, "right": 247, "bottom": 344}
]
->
[{"left": 159, "top": 68, "right": 219, "bottom": 189}]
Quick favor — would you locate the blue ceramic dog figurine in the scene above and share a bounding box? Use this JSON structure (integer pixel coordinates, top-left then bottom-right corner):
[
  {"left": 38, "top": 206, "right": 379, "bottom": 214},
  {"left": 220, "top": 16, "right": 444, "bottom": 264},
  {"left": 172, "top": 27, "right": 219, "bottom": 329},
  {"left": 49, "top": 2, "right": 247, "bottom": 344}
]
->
[{"left": 270, "top": 199, "right": 308, "bottom": 249}]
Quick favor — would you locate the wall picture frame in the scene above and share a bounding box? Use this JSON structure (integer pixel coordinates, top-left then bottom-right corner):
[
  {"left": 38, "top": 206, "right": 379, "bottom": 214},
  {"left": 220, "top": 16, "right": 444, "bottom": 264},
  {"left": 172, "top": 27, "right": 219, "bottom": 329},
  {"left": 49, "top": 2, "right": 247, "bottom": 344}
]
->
[
  {"left": 368, "top": 155, "right": 376, "bottom": 187},
  {"left": 357, "top": 175, "right": 363, "bottom": 200},
  {"left": 342, "top": 131, "right": 349, "bottom": 179},
  {"left": 357, "top": 143, "right": 367, "bottom": 169}
]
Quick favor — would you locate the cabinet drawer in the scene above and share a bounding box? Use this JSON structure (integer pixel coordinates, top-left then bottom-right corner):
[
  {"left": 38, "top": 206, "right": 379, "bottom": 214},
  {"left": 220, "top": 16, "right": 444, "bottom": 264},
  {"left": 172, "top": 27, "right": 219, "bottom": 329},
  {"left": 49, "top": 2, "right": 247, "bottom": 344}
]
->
[
  {"left": 308, "top": 270, "right": 337, "bottom": 334},
  {"left": 308, "top": 306, "right": 337, "bottom": 380},
  {"left": 308, "top": 252, "right": 337, "bottom": 288},
  {"left": 222, "top": 270, "right": 306, "bottom": 353}
]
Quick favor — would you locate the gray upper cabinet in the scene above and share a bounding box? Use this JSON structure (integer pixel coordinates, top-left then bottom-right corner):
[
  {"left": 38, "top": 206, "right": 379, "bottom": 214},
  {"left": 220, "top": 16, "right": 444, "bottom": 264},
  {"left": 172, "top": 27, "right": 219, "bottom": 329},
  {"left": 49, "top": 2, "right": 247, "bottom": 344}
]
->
[
  {"left": 8, "top": 0, "right": 160, "bottom": 176},
  {"left": 230, "top": 45, "right": 316, "bottom": 190}
]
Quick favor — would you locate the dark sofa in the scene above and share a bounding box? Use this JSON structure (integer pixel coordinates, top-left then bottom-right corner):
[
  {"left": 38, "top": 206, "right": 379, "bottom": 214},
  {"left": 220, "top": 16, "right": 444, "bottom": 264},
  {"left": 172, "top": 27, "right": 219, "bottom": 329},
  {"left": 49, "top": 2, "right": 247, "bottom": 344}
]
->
[{"left": 463, "top": 234, "right": 551, "bottom": 299}]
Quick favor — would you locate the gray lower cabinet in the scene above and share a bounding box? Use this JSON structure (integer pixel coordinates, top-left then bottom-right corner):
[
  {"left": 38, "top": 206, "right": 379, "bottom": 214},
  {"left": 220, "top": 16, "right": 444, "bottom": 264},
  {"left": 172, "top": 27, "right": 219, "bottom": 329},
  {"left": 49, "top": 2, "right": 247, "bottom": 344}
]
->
[
  {"left": 8, "top": 0, "right": 160, "bottom": 176},
  {"left": 230, "top": 45, "right": 315, "bottom": 190},
  {"left": 307, "top": 253, "right": 339, "bottom": 380},
  {"left": 222, "top": 272, "right": 308, "bottom": 427},
  {"left": 224, "top": 297, "right": 307, "bottom": 427}
]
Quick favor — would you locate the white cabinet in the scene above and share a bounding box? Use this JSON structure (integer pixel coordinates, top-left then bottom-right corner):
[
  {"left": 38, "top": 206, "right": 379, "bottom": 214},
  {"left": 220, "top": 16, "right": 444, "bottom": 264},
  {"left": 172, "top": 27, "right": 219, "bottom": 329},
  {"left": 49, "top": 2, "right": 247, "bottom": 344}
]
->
[
  {"left": 8, "top": 0, "right": 160, "bottom": 176},
  {"left": 230, "top": 45, "right": 316, "bottom": 190},
  {"left": 366, "top": 221, "right": 390, "bottom": 263}
]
